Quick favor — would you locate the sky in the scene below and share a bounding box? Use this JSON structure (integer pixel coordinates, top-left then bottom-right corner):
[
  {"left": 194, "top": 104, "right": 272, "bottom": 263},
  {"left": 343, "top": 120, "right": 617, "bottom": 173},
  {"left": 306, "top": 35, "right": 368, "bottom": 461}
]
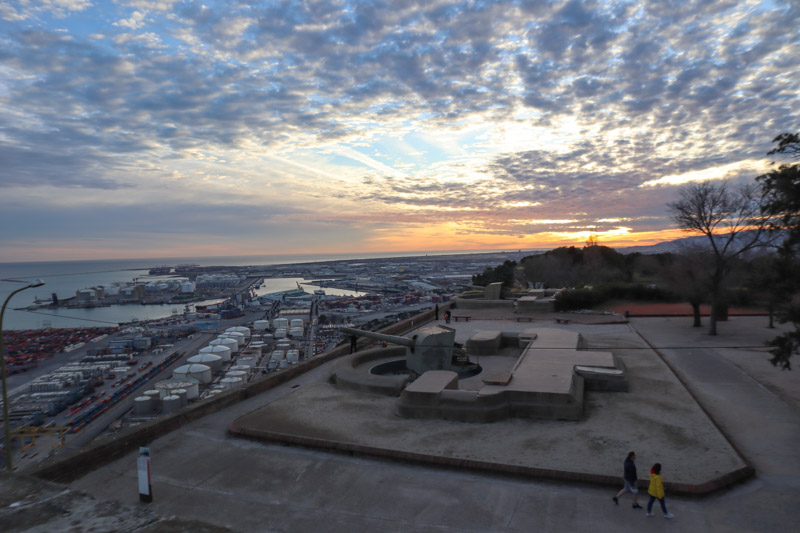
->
[{"left": 1, "top": 0, "right": 798, "bottom": 262}]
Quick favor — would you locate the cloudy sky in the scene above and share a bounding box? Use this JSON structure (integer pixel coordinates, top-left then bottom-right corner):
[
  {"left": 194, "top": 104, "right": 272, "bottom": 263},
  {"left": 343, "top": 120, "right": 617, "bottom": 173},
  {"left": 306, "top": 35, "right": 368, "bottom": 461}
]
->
[{"left": 1, "top": 0, "right": 798, "bottom": 262}]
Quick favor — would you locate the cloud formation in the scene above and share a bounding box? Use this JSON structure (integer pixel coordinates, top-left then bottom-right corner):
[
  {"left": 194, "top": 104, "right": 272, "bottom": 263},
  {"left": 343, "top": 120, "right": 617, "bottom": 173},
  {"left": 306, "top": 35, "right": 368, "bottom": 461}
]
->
[{"left": 0, "top": 0, "right": 798, "bottom": 260}]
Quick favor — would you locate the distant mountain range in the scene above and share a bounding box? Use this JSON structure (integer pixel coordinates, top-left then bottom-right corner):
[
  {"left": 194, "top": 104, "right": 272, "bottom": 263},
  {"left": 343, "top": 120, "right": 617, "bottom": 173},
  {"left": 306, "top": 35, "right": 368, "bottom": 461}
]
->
[{"left": 615, "top": 230, "right": 784, "bottom": 254}]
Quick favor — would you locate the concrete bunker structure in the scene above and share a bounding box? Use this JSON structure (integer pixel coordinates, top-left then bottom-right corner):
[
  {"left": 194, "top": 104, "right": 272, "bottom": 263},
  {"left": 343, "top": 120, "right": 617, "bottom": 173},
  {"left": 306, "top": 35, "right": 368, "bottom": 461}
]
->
[
  {"left": 341, "top": 325, "right": 478, "bottom": 377},
  {"left": 331, "top": 327, "right": 626, "bottom": 422}
]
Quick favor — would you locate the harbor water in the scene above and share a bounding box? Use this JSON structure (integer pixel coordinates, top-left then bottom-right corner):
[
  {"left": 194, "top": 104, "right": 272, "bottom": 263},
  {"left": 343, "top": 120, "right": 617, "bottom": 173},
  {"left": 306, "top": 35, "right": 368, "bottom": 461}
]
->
[{"left": 0, "top": 251, "right": 447, "bottom": 330}]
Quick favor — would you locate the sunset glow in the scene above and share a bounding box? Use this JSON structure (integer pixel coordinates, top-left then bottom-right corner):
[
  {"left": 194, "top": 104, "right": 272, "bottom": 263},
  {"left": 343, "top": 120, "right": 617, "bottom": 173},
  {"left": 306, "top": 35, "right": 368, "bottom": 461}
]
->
[{"left": 1, "top": 1, "right": 798, "bottom": 261}]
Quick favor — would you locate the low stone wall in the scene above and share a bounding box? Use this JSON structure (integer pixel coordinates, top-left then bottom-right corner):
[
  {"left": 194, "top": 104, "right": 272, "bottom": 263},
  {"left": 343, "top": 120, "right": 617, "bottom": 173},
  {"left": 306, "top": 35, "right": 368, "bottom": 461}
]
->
[
  {"left": 452, "top": 297, "right": 514, "bottom": 310},
  {"left": 330, "top": 346, "right": 408, "bottom": 395}
]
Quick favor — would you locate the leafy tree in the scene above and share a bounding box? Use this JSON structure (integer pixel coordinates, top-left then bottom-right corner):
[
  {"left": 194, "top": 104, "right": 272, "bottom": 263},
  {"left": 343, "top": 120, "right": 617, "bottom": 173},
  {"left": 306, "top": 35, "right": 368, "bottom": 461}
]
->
[
  {"left": 668, "top": 180, "right": 777, "bottom": 335},
  {"left": 758, "top": 132, "right": 800, "bottom": 369},
  {"left": 521, "top": 245, "right": 629, "bottom": 288},
  {"left": 472, "top": 260, "right": 517, "bottom": 288}
]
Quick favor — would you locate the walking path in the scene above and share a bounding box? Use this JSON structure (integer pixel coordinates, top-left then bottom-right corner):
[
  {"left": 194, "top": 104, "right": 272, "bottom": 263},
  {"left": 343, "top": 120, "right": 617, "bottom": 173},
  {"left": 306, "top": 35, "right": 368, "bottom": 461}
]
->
[{"left": 630, "top": 317, "right": 800, "bottom": 532}]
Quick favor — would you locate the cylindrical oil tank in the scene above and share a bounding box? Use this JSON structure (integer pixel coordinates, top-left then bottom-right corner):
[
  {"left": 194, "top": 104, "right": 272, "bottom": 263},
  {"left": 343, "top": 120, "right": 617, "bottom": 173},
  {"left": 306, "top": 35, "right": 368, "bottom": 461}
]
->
[
  {"left": 226, "top": 326, "right": 251, "bottom": 339},
  {"left": 279, "top": 359, "right": 288, "bottom": 369},
  {"left": 237, "top": 356, "right": 256, "bottom": 368},
  {"left": 262, "top": 332, "right": 274, "bottom": 341},
  {"left": 144, "top": 389, "right": 160, "bottom": 398},
  {"left": 220, "top": 331, "right": 245, "bottom": 347},
  {"left": 211, "top": 337, "right": 238, "bottom": 356},
  {"left": 188, "top": 353, "right": 222, "bottom": 372},
  {"left": 243, "top": 344, "right": 263, "bottom": 355},
  {"left": 230, "top": 364, "right": 251, "bottom": 372},
  {"left": 133, "top": 396, "right": 154, "bottom": 416},
  {"left": 253, "top": 320, "right": 270, "bottom": 331},
  {"left": 162, "top": 395, "right": 181, "bottom": 414},
  {"left": 270, "top": 350, "right": 285, "bottom": 361},
  {"left": 173, "top": 363, "right": 212, "bottom": 384},
  {"left": 290, "top": 319, "right": 304, "bottom": 329},
  {"left": 220, "top": 377, "right": 241, "bottom": 389},
  {"left": 289, "top": 327, "right": 304, "bottom": 338},
  {"left": 274, "top": 328, "right": 287, "bottom": 339},
  {"left": 200, "top": 345, "right": 232, "bottom": 362},
  {"left": 155, "top": 378, "right": 199, "bottom": 400},
  {"left": 173, "top": 388, "right": 188, "bottom": 407},
  {"left": 273, "top": 317, "right": 289, "bottom": 329},
  {"left": 225, "top": 370, "right": 248, "bottom": 383}
]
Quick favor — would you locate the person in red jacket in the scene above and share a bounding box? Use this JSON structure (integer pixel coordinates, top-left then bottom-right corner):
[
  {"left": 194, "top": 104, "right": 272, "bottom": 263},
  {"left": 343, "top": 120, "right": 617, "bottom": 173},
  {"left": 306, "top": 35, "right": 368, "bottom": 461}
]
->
[{"left": 646, "top": 463, "right": 675, "bottom": 518}]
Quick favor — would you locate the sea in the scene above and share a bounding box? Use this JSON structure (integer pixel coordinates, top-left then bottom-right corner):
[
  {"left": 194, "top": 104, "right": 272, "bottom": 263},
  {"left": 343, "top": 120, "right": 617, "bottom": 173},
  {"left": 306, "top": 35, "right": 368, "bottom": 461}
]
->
[{"left": 0, "top": 250, "right": 512, "bottom": 331}]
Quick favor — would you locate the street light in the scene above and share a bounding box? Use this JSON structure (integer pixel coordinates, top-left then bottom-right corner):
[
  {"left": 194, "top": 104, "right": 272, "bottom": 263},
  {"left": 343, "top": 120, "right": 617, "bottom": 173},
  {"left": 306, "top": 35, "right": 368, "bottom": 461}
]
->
[{"left": 1, "top": 278, "right": 44, "bottom": 471}]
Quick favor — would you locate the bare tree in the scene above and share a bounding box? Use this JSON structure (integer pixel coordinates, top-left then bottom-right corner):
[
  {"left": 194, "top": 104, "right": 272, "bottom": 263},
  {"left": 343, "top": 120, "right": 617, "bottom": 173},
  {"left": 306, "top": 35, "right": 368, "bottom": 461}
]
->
[
  {"left": 668, "top": 180, "right": 776, "bottom": 335},
  {"left": 660, "top": 248, "right": 713, "bottom": 328}
]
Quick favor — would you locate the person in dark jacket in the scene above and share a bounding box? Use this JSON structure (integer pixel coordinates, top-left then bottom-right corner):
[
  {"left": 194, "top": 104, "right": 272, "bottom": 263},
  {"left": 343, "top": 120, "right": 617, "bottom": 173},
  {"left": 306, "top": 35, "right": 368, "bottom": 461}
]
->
[{"left": 612, "top": 451, "right": 642, "bottom": 509}]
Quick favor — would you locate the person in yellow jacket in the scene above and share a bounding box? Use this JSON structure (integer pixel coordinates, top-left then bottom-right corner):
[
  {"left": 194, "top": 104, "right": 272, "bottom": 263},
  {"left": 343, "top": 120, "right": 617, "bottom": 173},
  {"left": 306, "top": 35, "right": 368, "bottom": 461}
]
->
[{"left": 646, "top": 463, "right": 675, "bottom": 518}]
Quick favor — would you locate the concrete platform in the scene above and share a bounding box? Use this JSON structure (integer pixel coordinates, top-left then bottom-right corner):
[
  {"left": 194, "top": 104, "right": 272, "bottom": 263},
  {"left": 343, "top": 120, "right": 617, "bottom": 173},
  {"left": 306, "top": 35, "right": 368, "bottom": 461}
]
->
[{"left": 229, "top": 323, "right": 748, "bottom": 493}]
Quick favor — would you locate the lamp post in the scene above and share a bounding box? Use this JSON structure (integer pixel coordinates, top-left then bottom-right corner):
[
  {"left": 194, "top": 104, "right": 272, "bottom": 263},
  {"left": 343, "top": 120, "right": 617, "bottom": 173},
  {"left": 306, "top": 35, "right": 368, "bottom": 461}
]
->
[{"left": 1, "top": 278, "right": 44, "bottom": 471}]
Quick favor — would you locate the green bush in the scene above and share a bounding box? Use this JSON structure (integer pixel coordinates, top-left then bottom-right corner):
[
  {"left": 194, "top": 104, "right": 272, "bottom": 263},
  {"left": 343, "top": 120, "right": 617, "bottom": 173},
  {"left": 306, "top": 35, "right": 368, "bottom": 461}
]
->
[{"left": 554, "top": 283, "right": 679, "bottom": 311}]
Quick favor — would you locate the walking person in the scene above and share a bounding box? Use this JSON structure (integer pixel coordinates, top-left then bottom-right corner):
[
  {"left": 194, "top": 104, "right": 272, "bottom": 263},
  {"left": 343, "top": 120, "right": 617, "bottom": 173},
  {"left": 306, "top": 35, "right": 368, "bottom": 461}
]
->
[
  {"left": 349, "top": 334, "right": 358, "bottom": 354},
  {"left": 612, "top": 451, "right": 642, "bottom": 509},
  {"left": 646, "top": 463, "right": 674, "bottom": 518},
  {"left": 435, "top": 303, "right": 439, "bottom": 320}
]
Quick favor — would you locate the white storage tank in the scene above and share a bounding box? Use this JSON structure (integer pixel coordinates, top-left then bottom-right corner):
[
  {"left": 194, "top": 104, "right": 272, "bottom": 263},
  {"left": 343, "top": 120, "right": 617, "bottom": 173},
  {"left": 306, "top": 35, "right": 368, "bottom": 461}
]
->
[
  {"left": 211, "top": 337, "right": 239, "bottom": 356},
  {"left": 273, "top": 317, "right": 289, "bottom": 329},
  {"left": 180, "top": 281, "right": 196, "bottom": 293},
  {"left": 225, "top": 370, "right": 248, "bottom": 383},
  {"left": 290, "top": 319, "right": 304, "bottom": 329},
  {"left": 220, "top": 377, "right": 242, "bottom": 389},
  {"left": 173, "top": 388, "right": 188, "bottom": 407},
  {"left": 253, "top": 320, "right": 270, "bottom": 331},
  {"left": 162, "top": 395, "right": 181, "bottom": 414},
  {"left": 220, "top": 331, "right": 245, "bottom": 347},
  {"left": 237, "top": 356, "right": 256, "bottom": 368},
  {"left": 289, "top": 327, "right": 304, "bottom": 338},
  {"left": 155, "top": 378, "right": 200, "bottom": 400},
  {"left": 274, "top": 328, "right": 287, "bottom": 339},
  {"left": 230, "top": 364, "right": 251, "bottom": 372},
  {"left": 226, "top": 326, "right": 251, "bottom": 339},
  {"left": 144, "top": 389, "right": 160, "bottom": 398},
  {"left": 133, "top": 396, "right": 154, "bottom": 416},
  {"left": 188, "top": 353, "right": 222, "bottom": 372},
  {"left": 270, "top": 350, "right": 285, "bottom": 361},
  {"left": 199, "top": 345, "right": 232, "bottom": 362},
  {"left": 173, "top": 363, "right": 212, "bottom": 384}
]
